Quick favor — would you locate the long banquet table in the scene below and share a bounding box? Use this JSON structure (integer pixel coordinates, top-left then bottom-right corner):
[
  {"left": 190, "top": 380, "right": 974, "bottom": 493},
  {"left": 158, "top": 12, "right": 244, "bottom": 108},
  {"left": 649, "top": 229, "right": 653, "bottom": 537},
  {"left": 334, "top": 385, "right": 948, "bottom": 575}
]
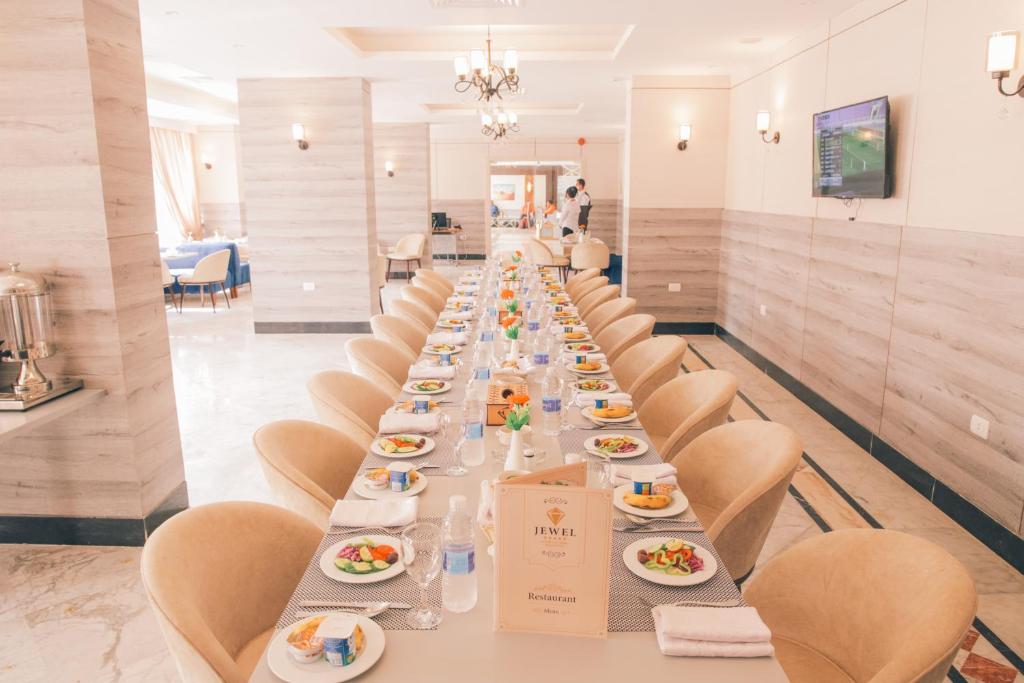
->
[{"left": 250, "top": 264, "right": 786, "bottom": 682}]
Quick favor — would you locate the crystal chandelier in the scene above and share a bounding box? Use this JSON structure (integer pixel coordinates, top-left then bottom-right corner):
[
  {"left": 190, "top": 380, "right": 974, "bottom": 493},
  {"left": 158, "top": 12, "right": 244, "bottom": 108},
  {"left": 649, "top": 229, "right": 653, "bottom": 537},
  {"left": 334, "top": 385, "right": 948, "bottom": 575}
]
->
[
  {"left": 480, "top": 108, "right": 519, "bottom": 140},
  {"left": 453, "top": 27, "right": 520, "bottom": 102}
]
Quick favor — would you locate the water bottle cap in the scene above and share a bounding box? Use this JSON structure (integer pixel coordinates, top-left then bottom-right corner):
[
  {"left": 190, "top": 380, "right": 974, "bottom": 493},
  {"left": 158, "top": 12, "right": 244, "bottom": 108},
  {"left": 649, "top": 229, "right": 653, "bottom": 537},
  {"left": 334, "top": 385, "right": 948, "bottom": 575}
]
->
[{"left": 449, "top": 494, "right": 467, "bottom": 511}]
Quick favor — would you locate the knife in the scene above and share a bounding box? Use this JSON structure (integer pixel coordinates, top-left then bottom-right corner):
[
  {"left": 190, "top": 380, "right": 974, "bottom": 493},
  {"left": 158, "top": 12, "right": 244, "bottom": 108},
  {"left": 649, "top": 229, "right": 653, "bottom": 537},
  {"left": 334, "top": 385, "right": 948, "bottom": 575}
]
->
[{"left": 299, "top": 600, "right": 411, "bottom": 609}]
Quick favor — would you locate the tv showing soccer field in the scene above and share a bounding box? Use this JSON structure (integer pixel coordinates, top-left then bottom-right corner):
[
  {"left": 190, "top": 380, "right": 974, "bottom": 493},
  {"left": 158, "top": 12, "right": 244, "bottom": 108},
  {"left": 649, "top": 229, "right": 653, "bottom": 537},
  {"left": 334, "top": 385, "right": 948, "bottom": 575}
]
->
[{"left": 812, "top": 96, "right": 892, "bottom": 198}]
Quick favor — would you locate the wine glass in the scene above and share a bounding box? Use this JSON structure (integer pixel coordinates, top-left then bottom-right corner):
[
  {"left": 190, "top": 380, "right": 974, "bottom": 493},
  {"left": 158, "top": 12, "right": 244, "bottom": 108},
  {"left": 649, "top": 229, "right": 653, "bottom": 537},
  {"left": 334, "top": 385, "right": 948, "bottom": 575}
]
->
[
  {"left": 401, "top": 522, "right": 444, "bottom": 629},
  {"left": 447, "top": 436, "right": 468, "bottom": 477}
]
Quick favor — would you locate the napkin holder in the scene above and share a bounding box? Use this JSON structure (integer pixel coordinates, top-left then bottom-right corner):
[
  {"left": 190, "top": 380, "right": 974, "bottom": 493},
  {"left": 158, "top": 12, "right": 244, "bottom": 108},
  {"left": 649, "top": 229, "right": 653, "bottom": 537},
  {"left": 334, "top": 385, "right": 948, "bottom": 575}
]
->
[{"left": 486, "top": 381, "right": 528, "bottom": 426}]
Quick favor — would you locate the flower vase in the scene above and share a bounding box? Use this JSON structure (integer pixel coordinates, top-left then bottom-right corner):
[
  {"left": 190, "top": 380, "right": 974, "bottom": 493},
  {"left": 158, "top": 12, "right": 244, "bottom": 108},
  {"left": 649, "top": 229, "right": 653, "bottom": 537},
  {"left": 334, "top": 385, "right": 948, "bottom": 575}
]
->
[
  {"left": 508, "top": 338, "right": 520, "bottom": 360},
  {"left": 504, "top": 429, "right": 527, "bottom": 472}
]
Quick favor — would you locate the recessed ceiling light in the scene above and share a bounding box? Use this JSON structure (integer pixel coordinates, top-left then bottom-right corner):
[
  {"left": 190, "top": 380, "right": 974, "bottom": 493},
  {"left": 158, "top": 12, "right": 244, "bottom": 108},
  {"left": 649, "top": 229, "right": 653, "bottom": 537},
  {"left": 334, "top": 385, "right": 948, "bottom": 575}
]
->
[{"left": 739, "top": 36, "right": 763, "bottom": 44}]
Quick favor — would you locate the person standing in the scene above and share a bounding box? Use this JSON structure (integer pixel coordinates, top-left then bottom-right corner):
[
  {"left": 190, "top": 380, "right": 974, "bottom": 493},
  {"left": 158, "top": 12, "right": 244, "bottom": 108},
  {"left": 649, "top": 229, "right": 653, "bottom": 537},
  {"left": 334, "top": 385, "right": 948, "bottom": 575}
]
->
[
  {"left": 576, "top": 178, "right": 592, "bottom": 231},
  {"left": 559, "top": 186, "right": 581, "bottom": 238}
]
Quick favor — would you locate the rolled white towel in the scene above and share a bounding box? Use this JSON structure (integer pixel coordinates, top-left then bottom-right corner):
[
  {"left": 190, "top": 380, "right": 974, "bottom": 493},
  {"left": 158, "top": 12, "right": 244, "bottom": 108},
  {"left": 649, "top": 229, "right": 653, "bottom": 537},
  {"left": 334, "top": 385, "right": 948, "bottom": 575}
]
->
[
  {"left": 574, "top": 391, "right": 631, "bottom": 408},
  {"left": 554, "top": 324, "right": 590, "bottom": 335},
  {"left": 456, "top": 284, "right": 480, "bottom": 294},
  {"left": 407, "top": 365, "right": 457, "bottom": 380},
  {"left": 330, "top": 498, "right": 418, "bottom": 528},
  {"left": 652, "top": 605, "right": 774, "bottom": 658},
  {"left": 427, "top": 331, "right": 469, "bottom": 346},
  {"left": 563, "top": 351, "right": 607, "bottom": 363},
  {"left": 610, "top": 463, "right": 677, "bottom": 487},
  {"left": 447, "top": 295, "right": 476, "bottom": 304},
  {"left": 378, "top": 412, "right": 441, "bottom": 435}
]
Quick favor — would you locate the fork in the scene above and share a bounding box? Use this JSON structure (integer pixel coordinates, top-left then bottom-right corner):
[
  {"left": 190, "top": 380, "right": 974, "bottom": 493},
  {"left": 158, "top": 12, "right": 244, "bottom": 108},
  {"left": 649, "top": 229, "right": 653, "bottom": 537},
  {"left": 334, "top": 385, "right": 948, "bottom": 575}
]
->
[{"left": 632, "top": 595, "right": 743, "bottom": 609}]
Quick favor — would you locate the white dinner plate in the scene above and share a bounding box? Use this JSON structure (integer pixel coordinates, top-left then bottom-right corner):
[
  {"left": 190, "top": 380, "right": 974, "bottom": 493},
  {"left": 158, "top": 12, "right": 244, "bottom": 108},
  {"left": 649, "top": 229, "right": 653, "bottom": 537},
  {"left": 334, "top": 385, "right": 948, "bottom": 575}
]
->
[
  {"left": 622, "top": 537, "right": 718, "bottom": 587},
  {"left": 268, "top": 614, "right": 386, "bottom": 683},
  {"left": 613, "top": 484, "right": 690, "bottom": 518},
  {"left": 422, "top": 345, "right": 463, "bottom": 355},
  {"left": 402, "top": 380, "right": 452, "bottom": 395},
  {"left": 564, "top": 342, "right": 602, "bottom": 353},
  {"left": 352, "top": 472, "right": 428, "bottom": 500},
  {"left": 370, "top": 435, "right": 435, "bottom": 458},
  {"left": 574, "top": 379, "right": 618, "bottom": 393},
  {"left": 580, "top": 405, "right": 638, "bottom": 423},
  {"left": 584, "top": 434, "right": 649, "bottom": 459},
  {"left": 560, "top": 333, "right": 593, "bottom": 343},
  {"left": 436, "top": 319, "right": 471, "bottom": 329},
  {"left": 568, "top": 362, "right": 609, "bottom": 376},
  {"left": 318, "top": 535, "right": 405, "bottom": 583}
]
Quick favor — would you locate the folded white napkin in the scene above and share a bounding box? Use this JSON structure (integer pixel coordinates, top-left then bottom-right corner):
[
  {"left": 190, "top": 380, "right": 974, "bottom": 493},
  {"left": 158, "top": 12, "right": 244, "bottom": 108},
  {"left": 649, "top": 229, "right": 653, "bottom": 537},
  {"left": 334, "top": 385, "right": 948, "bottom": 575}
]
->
[
  {"left": 554, "top": 325, "right": 589, "bottom": 334},
  {"left": 652, "top": 606, "right": 774, "bottom": 658},
  {"left": 443, "top": 310, "right": 474, "bottom": 321},
  {"left": 427, "top": 331, "right": 469, "bottom": 346},
  {"left": 407, "top": 365, "right": 457, "bottom": 380},
  {"left": 574, "top": 391, "right": 631, "bottom": 408},
  {"left": 447, "top": 295, "right": 476, "bottom": 304},
  {"left": 563, "top": 351, "right": 607, "bottom": 363},
  {"left": 459, "top": 274, "right": 482, "bottom": 284},
  {"left": 456, "top": 285, "right": 480, "bottom": 294},
  {"left": 378, "top": 412, "right": 441, "bottom": 434},
  {"left": 610, "top": 463, "right": 676, "bottom": 486},
  {"left": 330, "top": 498, "right": 418, "bottom": 528}
]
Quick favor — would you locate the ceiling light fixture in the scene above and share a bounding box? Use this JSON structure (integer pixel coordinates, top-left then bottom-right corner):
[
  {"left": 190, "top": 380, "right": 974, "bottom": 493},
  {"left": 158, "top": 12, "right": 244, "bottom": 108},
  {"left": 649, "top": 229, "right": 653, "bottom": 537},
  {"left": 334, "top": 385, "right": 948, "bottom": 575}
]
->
[
  {"left": 481, "top": 108, "right": 519, "bottom": 140},
  {"left": 454, "top": 26, "right": 521, "bottom": 102}
]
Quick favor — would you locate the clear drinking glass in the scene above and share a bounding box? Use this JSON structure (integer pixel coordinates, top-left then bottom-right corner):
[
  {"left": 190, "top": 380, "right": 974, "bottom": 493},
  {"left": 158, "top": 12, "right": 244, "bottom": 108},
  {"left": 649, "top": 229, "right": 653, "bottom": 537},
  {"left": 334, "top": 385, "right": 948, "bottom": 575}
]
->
[
  {"left": 447, "top": 436, "right": 468, "bottom": 477},
  {"left": 401, "top": 522, "right": 444, "bottom": 629},
  {"left": 586, "top": 455, "right": 611, "bottom": 488}
]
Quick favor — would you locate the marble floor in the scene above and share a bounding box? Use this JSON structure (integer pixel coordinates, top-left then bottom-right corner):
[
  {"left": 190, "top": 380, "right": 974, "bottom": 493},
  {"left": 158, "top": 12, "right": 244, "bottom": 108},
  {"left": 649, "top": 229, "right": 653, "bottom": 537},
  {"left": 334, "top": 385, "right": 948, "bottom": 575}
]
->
[{"left": 1, "top": 265, "right": 1022, "bottom": 682}]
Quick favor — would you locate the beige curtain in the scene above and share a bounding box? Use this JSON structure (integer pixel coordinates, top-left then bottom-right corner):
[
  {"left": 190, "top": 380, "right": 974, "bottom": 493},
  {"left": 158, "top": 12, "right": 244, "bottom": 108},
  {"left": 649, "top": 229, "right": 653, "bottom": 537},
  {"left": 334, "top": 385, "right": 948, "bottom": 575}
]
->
[{"left": 150, "top": 127, "right": 202, "bottom": 240}]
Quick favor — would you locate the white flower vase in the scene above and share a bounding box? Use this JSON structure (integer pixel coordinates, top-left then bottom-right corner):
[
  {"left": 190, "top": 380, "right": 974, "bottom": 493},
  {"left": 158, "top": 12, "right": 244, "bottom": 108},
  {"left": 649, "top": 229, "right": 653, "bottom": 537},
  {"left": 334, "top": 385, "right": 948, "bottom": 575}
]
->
[
  {"left": 508, "top": 338, "right": 521, "bottom": 360},
  {"left": 504, "top": 429, "right": 527, "bottom": 472}
]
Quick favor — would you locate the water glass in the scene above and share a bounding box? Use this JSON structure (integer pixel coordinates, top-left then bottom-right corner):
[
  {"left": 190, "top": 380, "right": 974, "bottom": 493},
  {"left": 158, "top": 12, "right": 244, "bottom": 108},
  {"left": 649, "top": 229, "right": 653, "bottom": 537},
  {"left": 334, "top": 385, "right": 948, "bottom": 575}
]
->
[
  {"left": 447, "top": 436, "right": 468, "bottom": 477},
  {"left": 586, "top": 455, "right": 611, "bottom": 488},
  {"left": 401, "top": 522, "right": 444, "bottom": 629}
]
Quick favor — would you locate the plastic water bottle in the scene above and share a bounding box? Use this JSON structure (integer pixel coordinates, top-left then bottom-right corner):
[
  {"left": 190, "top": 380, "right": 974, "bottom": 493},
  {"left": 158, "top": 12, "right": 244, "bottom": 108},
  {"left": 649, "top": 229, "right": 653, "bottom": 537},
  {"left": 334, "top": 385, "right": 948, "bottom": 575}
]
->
[
  {"left": 532, "top": 327, "right": 551, "bottom": 369},
  {"left": 479, "top": 309, "right": 497, "bottom": 363},
  {"left": 472, "top": 344, "right": 491, "bottom": 383},
  {"left": 541, "top": 366, "right": 563, "bottom": 437},
  {"left": 442, "top": 495, "right": 477, "bottom": 613},
  {"left": 461, "top": 396, "right": 485, "bottom": 467}
]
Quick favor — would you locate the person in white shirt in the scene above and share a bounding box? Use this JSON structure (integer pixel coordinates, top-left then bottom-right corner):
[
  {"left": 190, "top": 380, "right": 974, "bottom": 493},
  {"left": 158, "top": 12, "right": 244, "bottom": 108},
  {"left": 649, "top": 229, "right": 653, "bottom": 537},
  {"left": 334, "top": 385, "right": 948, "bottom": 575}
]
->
[
  {"left": 576, "top": 178, "right": 591, "bottom": 230},
  {"left": 559, "top": 186, "right": 581, "bottom": 238}
]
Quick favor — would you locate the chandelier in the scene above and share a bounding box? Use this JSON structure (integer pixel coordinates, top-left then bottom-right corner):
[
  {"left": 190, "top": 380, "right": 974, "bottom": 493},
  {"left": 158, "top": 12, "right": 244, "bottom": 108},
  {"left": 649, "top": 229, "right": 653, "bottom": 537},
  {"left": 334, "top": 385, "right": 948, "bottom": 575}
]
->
[
  {"left": 453, "top": 27, "right": 520, "bottom": 102},
  {"left": 480, "top": 109, "right": 519, "bottom": 140}
]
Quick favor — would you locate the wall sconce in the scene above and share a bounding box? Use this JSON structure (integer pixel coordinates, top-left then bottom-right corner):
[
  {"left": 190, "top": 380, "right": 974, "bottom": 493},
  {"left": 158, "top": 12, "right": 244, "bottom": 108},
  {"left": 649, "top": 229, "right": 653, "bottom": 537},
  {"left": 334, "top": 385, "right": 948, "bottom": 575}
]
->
[
  {"left": 756, "top": 110, "right": 780, "bottom": 144},
  {"left": 677, "top": 124, "right": 691, "bottom": 151},
  {"left": 200, "top": 154, "right": 213, "bottom": 170},
  {"left": 987, "top": 31, "right": 1023, "bottom": 97},
  {"left": 292, "top": 123, "right": 309, "bottom": 150},
  {"left": 385, "top": 160, "right": 395, "bottom": 178}
]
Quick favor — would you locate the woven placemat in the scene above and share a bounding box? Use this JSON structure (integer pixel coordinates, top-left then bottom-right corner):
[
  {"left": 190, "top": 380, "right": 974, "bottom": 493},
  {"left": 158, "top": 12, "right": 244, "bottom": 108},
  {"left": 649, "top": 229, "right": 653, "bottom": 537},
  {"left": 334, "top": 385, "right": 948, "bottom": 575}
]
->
[
  {"left": 274, "top": 518, "right": 444, "bottom": 631},
  {"left": 557, "top": 426, "right": 667, "bottom": 467},
  {"left": 606, "top": 530, "right": 745, "bottom": 632}
]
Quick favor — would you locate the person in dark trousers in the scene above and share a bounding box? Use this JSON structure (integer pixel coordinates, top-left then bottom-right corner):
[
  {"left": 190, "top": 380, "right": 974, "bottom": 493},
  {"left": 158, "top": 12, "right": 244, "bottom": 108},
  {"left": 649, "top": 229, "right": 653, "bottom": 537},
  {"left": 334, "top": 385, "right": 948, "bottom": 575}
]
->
[
  {"left": 576, "top": 178, "right": 592, "bottom": 231},
  {"left": 559, "top": 186, "right": 581, "bottom": 238}
]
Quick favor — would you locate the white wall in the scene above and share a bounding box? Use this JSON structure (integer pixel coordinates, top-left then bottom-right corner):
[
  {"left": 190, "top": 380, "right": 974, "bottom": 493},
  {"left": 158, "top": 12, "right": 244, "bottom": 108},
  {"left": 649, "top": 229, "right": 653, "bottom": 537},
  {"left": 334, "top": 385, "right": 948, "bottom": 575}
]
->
[
  {"left": 726, "top": 0, "right": 1024, "bottom": 236},
  {"left": 193, "top": 126, "right": 241, "bottom": 204},
  {"left": 581, "top": 141, "right": 621, "bottom": 200},
  {"left": 431, "top": 142, "right": 489, "bottom": 200}
]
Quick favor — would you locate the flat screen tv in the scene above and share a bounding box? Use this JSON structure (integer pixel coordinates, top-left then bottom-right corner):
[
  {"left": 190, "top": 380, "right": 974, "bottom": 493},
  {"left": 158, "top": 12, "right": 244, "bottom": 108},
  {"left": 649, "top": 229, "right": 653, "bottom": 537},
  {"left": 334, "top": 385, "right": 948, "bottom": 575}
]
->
[
  {"left": 431, "top": 212, "right": 448, "bottom": 229},
  {"left": 812, "top": 96, "right": 892, "bottom": 198}
]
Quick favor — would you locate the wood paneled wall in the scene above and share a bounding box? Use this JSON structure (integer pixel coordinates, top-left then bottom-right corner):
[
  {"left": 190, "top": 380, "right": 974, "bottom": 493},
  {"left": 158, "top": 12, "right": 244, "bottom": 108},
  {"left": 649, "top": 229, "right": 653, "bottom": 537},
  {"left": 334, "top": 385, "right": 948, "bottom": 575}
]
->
[
  {"left": 373, "top": 123, "right": 431, "bottom": 259},
  {"left": 431, "top": 199, "right": 487, "bottom": 257},
  {"left": 200, "top": 202, "right": 245, "bottom": 238},
  {"left": 238, "top": 77, "right": 378, "bottom": 330},
  {"left": 0, "top": 0, "right": 184, "bottom": 521},
  {"left": 718, "top": 210, "right": 1024, "bottom": 536}
]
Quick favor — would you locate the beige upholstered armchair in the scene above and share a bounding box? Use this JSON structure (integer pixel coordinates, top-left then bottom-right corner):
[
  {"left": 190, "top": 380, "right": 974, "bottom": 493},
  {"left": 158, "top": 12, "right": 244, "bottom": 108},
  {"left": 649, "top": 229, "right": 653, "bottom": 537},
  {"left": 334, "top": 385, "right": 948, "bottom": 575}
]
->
[{"left": 386, "top": 233, "right": 427, "bottom": 281}]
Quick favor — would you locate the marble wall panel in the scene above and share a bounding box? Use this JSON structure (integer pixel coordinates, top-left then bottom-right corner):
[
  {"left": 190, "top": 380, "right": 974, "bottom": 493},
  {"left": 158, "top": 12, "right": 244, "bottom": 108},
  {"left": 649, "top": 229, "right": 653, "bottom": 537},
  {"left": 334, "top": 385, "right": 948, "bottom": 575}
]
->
[
  {"left": 432, "top": 199, "right": 486, "bottom": 257},
  {"left": 717, "top": 210, "right": 760, "bottom": 344},
  {"left": 373, "top": 123, "right": 431, "bottom": 260}
]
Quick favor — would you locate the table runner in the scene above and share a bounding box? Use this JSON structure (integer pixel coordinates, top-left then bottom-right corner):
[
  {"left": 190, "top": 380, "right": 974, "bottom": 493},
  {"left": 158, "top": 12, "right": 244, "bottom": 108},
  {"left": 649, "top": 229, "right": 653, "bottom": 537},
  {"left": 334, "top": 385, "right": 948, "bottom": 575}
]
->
[
  {"left": 607, "top": 530, "right": 745, "bottom": 632},
  {"left": 274, "top": 518, "right": 445, "bottom": 631}
]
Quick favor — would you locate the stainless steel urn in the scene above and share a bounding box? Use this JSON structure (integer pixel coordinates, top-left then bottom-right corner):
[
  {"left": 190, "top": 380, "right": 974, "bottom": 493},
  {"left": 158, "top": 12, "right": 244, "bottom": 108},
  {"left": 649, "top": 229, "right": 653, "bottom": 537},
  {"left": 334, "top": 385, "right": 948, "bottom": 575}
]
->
[{"left": 0, "top": 263, "right": 82, "bottom": 410}]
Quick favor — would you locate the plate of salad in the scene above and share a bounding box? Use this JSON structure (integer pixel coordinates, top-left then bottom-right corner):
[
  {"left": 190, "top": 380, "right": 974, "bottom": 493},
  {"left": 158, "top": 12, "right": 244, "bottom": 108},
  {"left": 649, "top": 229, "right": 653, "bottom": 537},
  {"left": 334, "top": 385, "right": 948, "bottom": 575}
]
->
[
  {"left": 422, "top": 343, "right": 462, "bottom": 355},
  {"left": 403, "top": 379, "right": 451, "bottom": 395},
  {"left": 565, "top": 342, "right": 601, "bottom": 353},
  {"left": 622, "top": 537, "right": 717, "bottom": 586},
  {"left": 370, "top": 434, "right": 434, "bottom": 458},
  {"left": 319, "top": 535, "right": 405, "bottom": 583},
  {"left": 584, "top": 434, "right": 648, "bottom": 458},
  {"left": 575, "top": 378, "right": 616, "bottom": 393}
]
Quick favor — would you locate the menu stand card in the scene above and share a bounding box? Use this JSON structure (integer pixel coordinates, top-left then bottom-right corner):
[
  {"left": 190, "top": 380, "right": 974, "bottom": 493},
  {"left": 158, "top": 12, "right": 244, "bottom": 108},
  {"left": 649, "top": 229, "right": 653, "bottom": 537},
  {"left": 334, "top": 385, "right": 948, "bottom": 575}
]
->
[{"left": 493, "top": 464, "right": 613, "bottom": 638}]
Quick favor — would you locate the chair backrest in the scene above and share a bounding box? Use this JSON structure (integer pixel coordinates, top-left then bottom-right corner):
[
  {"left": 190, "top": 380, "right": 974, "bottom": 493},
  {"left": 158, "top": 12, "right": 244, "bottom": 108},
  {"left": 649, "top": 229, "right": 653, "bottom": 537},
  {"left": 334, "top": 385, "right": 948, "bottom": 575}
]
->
[
  {"left": 640, "top": 370, "right": 738, "bottom": 462},
  {"left": 414, "top": 268, "right": 455, "bottom": 297},
  {"left": 411, "top": 274, "right": 449, "bottom": 300},
  {"left": 253, "top": 419, "right": 366, "bottom": 529},
  {"left": 570, "top": 241, "right": 611, "bottom": 271},
  {"left": 160, "top": 259, "right": 174, "bottom": 287},
  {"left": 388, "top": 298, "right": 437, "bottom": 331},
  {"left": 564, "top": 268, "right": 601, "bottom": 298},
  {"left": 569, "top": 275, "right": 608, "bottom": 302},
  {"left": 307, "top": 370, "right": 393, "bottom": 449},
  {"left": 576, "top": 284, "right": 620, "bottom": 319},
  {"left": 141, "top": 501, "right": 321, "bottom": 683},
  {"left": 401, "top": 284, "right": 445, "bottom": 314},
  {"left": 370, "top": 314, "right": 429, "bottom": 358},
  {"left": 393, "top": 233, "right": 426, "bottom": 258},
  {"left": 525, "top": 238, "right": 555, "bottom": 266},
  {"left": 611, "top": 335, "right": 687, "bottom": 408},
  {"left": 344, "top": 337, "right": 413, "bottom": 396},
  {"left": 594, "top": 314, "right": 655, "bottom": 364},
  {"left": 745, "top": 529, "right": 976, "bottom": 683},
  {"left": 586, "top": 297, "right": 636, "bottom": 336},
  {"left": 190, "top": 249, "right": 231, "bottom": 282},
  {"left": 675, "top": 420, "right": 801, "bottom": 581}
]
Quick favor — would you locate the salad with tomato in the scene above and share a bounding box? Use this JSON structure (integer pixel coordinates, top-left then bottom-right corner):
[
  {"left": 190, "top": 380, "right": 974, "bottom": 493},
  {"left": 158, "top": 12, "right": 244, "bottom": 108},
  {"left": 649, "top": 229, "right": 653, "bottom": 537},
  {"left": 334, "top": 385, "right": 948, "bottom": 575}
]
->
[
  {"left": 637, "top": 539, "right": 704, "bottom": 576},
  {"left": 335, "top": 538, "right": 399, "bottom": 574}
]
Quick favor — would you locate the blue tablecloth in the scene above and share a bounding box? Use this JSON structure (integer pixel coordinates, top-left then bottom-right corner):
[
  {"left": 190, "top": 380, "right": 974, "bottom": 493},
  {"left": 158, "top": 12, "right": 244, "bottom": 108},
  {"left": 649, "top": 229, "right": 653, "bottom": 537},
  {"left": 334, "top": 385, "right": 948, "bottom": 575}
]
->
[{"left": 162, "top": 241, "right": 250, "bottom": 293}]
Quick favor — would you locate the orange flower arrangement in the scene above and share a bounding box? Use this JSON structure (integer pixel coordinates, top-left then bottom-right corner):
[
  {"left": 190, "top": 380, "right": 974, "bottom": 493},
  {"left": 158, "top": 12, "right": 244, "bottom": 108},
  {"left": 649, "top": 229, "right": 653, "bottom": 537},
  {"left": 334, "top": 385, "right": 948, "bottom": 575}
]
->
[
  {"left": 500, "top": 288, "right": 515, "bottom": 300},
  {"left": 500, "top": 316, "right": 516, "bottom": 329},
  {"left": 508, "top": 394, "right": 530, "bottom": 406}
]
